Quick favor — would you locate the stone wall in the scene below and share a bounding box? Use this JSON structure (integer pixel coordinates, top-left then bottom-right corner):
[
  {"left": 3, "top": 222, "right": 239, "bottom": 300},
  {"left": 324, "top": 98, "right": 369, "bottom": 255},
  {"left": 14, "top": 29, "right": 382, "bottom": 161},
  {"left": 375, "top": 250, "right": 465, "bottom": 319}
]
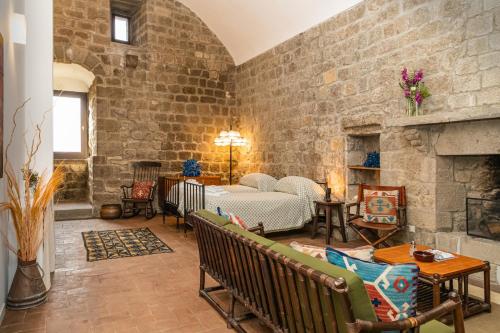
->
[
  {"left": 233, "top": 0, "right": 500, "bottom": 237},
  {"left": 54, "top": 0, "right": 236, "bottom": 211},
  {"left": 55, "top": 159, "right": 90, "bottom": 202}
]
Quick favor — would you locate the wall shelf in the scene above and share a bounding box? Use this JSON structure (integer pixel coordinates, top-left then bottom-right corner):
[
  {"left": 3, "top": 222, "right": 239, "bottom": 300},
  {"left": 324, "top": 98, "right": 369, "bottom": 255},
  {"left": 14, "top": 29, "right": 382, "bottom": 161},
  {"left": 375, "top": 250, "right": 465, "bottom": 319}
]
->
[
  {"left": 348, "top": 165, "right": 381, "bottom": 171},
  {"left": 346, "top": 135, "right": 381, "bottom": 201}
]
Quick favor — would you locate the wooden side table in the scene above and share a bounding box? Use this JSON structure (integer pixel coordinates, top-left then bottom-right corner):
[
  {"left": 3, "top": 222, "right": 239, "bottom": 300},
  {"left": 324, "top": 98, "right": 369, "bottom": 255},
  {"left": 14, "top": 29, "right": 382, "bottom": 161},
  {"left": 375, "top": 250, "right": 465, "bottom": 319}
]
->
[
  {"left": 311, "top": 201, "right": 347, "bottom": 245},
  {"left": 374, "top": 244, "right": 491, "bottom": 322}
]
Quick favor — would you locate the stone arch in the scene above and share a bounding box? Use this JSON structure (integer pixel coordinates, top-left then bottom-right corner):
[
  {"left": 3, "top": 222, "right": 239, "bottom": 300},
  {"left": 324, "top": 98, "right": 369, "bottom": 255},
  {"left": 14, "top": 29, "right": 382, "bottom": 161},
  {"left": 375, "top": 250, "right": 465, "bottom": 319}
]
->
[{"left": 53, "top": 62, "right": 96, "bottom": 93}]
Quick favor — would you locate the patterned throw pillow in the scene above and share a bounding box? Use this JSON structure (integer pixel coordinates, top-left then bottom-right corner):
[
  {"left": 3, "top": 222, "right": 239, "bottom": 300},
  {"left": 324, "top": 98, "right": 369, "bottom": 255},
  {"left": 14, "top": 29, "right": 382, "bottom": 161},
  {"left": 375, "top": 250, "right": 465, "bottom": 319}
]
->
[
  {"left": 363, "top": 189, "right": 399, "bottom": 224},
  {"left": 330, "top": 245, "right": 374, "bottom": 262},
  {"left": 131, "top": 181, "right": 154, "bottom": 200},
  {"left": 326, "top": 248, "right": 418, "bottom": 324},
  {"left": 216, "top": 207, "right": 248, "bottom": 229},
  {"left": 289, "top": 241, "right": 327, "bottom": 261},
  {"left": 290, "top": 242, "right": 375, "bottom": 262}
]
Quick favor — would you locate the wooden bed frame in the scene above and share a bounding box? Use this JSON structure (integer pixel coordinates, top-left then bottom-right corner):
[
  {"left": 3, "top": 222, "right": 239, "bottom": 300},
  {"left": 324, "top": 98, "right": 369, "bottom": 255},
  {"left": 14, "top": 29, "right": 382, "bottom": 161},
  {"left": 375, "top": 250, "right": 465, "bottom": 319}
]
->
[{"left": 158, "top": 177, "right": 206, "bottom": 231}]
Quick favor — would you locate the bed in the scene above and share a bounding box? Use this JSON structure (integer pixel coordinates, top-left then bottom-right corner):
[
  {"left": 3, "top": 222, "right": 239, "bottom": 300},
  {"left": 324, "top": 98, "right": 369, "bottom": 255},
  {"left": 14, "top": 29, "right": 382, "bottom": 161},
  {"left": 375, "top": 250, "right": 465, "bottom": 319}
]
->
[
  {"left": 159, "top": 173, "right": 278, "bottom": 227},
  {"left": 180, "top": 176, "right": 325, "bottom": 233}
]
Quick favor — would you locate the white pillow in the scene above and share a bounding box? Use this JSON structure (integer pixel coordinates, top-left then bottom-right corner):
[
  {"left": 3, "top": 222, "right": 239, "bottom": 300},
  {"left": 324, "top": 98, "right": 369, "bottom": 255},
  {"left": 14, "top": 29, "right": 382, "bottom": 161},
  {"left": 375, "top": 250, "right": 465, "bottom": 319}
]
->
[
  {"left": 274, "top": 176, "right": 325, "bottom": 199},
  {"left": 239, "top": 173, "right": 277, "bottom": 192}
]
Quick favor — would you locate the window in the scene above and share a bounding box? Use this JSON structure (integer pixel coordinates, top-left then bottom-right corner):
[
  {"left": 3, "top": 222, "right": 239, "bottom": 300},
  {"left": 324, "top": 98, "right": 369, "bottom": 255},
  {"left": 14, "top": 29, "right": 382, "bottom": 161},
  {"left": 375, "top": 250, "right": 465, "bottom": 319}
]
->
[
  {"left": 112, "top": 14, "right": 130, "bottom": 43},
  {"left": 53, "top": 92, "right": 88, "bottom": 159}
]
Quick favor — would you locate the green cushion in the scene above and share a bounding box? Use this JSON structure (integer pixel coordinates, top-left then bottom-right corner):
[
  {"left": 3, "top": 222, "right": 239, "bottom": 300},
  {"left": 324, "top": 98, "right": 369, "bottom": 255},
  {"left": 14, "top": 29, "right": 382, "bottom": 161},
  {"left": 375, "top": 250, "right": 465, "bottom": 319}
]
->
[
  {"left": 223, "top": 224, "right": 276, "bottom": 247},
  {"left": 269, "top": 243, "right": 377, "bottom": 333},
  {"left": 193, "top": 210, "right": 230, "bottom": 227},
  {"left": 421, "top": 320, "right": 454, "bottom": 333}
]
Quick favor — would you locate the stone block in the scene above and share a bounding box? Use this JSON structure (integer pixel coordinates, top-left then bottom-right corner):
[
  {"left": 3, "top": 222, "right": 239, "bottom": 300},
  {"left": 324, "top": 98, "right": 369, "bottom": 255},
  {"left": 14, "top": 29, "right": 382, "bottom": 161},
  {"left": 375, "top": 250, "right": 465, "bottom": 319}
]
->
[
  {"left": 323, "top": 68, "right": 337, "bottom": 85},
  {"left": 435, "top": 119, "right": 500, "bottom": 155},
  {"left": 455, "top": 57, "right": 478, "bottom": 75},
  {"left": 478, "top": 51, "right": 500, "bottom": 69},
  {"left": 484, "top": 0, "right": 500, "bottom": 10},
  {"left": 466, "top": 13, "right": 494, "bottom": 38},
  {"left": 125, "top": 54, "right": 139, "bottom": 68},
  {"left": 448, "top": 93, "right": 476, "bottom": 108},
  {"left": 477, "top": 86, "right": 500, "bottom": 105},
  {"left": 490, "top": 32, "right": 500, "bottom": 50},
  {"left": 453, "top": 73, "right": 481, "bottom": 92},
  {"left": 436, "top": 183, "right": 466, "bottom": 212},
  {"left": 482, "top": 67, "right": 500, "bottom": 87},
  {"left": 467, "top": 36, "right": 489, "bottom": 56}
]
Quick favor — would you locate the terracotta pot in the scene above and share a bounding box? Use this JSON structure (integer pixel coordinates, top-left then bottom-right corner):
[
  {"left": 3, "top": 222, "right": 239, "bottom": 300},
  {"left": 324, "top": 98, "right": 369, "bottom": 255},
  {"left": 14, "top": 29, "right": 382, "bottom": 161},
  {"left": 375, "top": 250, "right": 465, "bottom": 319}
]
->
[
  {"left": 7, "top": 259, "right": 47, "bottom": 310},
  {"left": 100, "top": 204, "right": 122, "bottom": 219}
]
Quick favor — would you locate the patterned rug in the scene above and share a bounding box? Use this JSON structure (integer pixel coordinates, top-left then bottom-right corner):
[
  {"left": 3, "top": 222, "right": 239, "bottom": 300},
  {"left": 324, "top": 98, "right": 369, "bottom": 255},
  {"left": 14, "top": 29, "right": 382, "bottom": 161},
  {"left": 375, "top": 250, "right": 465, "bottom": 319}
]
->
[{"left": 82, "top": 227, "right": 173, "bottom": 262}]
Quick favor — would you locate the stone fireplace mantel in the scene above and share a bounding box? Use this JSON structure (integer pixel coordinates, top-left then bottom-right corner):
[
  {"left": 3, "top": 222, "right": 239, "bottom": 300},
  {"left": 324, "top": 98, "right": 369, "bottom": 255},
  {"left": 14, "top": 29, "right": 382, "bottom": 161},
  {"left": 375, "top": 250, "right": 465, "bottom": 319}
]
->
[{"left": 385, "top": 109, "right": 500, "bottom": 128}]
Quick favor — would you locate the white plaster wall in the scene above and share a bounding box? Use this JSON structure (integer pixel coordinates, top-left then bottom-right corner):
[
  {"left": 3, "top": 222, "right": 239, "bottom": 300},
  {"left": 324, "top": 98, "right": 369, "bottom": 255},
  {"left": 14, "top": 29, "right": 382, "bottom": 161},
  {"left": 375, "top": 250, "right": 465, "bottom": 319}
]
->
[
  {"left": 24, "top": 0, "right": 54, "bottom": 290},
  {"left": 0, "top": 0, "right": 54, "bottom": 317}
]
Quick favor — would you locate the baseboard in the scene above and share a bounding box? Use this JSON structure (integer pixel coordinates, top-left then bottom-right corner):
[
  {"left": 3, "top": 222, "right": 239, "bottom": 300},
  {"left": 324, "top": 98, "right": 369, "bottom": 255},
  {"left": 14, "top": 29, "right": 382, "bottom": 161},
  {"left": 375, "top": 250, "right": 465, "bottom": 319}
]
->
[{"left": 0, "top": 302, "right": 5, "bottom": 324}]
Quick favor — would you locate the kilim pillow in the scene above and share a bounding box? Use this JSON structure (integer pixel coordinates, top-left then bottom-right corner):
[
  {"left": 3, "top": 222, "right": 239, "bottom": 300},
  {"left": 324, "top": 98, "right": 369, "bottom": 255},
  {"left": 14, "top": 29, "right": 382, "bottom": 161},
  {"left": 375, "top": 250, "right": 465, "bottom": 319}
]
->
[
  {"left": 216, "top": 207, "right": 248, "bottom": 230},
  {"left": 363, "top": 189, "right": 399, "bottom": 224},
  {"left": 330, "top": 245, "right": 374, "bottom": 262},
  {"left": 289, "top": 242, "right": 375, "bottom": 262},
  {"left": 289, "top": 241, "right": 327, "bottom": 261},
  {"left": 131, "top": 181, "right": 154, "bottom": 200},
  {"left": 326, "top": 248, "right": 418, "bottom": 326}
]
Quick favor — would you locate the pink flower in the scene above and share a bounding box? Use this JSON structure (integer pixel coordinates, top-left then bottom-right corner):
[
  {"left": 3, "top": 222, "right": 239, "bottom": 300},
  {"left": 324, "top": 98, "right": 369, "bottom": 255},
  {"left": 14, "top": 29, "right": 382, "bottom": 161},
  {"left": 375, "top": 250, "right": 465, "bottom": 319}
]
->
[
  {"left": 404, "top": 89, "right": 410, "bottom": 97},
  {"left": 415, "top": 91, "right": 423, "bottom": 105},
  {"left": 413, "top": 69, "right": 424, "bottom": 84},
  {"left": 401, "top": 68, "right": 409, "bottom": 82}
]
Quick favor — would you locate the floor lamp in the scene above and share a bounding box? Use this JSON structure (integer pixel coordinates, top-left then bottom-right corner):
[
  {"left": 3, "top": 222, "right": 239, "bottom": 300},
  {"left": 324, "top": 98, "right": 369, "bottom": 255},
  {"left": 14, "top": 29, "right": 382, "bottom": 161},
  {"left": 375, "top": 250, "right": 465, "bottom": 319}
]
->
[{"left": 214, "top": 129, "right": 247, "bottom": 184}]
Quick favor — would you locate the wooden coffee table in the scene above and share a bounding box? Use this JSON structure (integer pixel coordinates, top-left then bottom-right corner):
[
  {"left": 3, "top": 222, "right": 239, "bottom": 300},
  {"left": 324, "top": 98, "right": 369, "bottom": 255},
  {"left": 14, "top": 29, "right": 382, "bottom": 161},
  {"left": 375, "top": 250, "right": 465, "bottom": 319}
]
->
[{"left": 374, "top": 244, "right": 491, "bottom": 322}]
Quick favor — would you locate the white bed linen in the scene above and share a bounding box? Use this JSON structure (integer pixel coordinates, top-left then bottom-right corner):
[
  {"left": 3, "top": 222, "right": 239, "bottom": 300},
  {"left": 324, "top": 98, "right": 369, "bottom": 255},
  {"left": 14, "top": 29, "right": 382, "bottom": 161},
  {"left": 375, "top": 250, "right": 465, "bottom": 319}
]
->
[{"left": 223, "top": 185, "right": 259, "bottom": 193}]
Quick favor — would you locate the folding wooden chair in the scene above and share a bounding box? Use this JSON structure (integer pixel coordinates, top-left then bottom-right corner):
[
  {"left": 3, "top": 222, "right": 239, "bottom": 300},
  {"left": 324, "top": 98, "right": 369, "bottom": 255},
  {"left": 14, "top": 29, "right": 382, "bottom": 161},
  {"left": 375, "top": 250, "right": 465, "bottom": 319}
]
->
[{"left": 346, "top": 184, "right": 406, "bottom": 248}]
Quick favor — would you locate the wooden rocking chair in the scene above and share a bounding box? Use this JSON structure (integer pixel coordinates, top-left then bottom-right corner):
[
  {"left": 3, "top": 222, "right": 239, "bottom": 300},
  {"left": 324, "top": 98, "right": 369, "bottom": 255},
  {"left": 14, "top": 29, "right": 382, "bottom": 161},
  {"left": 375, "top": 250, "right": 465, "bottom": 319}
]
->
[
  {"left": 346, "top": 184, "right": 406, "bottom": 248},
  {"left": 121, "top": 161, "right": 161, "bottom": 219}
]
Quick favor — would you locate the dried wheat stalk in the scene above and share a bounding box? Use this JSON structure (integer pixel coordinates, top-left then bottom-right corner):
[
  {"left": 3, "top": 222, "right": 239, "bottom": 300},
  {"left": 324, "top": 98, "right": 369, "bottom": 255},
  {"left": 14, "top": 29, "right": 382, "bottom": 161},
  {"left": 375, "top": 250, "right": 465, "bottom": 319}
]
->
[{"left": 0, "top": 100, "right": 64, "bottom": 262}]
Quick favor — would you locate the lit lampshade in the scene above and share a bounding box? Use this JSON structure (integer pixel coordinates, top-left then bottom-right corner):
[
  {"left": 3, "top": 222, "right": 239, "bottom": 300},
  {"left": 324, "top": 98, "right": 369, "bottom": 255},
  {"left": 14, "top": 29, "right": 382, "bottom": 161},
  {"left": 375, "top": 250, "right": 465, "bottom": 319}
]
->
[
  {"left": 11, "top": 13, "right": 26, "bottom": 45},
  {"left": 214, "top": 130, "right": 247, "bottom": 147}
]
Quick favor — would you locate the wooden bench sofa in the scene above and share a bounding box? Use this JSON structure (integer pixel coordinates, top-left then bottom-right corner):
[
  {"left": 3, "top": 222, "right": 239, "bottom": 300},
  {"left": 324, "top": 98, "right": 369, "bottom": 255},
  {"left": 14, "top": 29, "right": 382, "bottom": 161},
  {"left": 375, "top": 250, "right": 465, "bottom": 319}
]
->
[{"left": 190, "top": 210, "right": 465, "bottom": 333}]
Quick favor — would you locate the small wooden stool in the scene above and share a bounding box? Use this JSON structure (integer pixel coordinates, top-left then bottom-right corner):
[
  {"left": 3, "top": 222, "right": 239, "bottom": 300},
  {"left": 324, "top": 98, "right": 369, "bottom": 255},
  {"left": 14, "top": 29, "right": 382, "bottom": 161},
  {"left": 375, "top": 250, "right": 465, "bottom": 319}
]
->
[{"left": 311, "top": 200, "right": 347, "bottom": 245}]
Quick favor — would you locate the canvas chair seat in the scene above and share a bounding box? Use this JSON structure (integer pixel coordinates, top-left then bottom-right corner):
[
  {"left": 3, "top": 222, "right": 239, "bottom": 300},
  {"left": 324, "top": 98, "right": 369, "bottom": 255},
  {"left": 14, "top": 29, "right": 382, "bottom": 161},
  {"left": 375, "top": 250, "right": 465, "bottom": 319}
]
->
[{"left": 350, "top": 217, "right": 399, "bottom": 231}]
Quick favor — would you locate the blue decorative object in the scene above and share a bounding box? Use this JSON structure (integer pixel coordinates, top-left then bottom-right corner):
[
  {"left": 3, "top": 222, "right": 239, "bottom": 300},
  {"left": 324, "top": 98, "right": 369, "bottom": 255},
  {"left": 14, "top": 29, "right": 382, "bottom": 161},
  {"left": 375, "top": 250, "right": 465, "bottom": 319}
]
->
[
  {"left": 182, "top": 159, "right": 201, "bottom": 177},
  {"left": 363, "top": 151, "right": 380, "bottom": 168}
]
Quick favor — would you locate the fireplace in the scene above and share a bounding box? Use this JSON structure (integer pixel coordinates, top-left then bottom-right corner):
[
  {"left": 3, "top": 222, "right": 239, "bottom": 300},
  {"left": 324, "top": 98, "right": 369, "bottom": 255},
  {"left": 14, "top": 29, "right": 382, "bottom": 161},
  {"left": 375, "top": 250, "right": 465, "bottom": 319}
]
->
[
  {"left": 466, "top": 156, "right": 500, "bottom": 240},
  {"left": 383, "top": 114, "right": 500, "bottom": 288},
  {"left": 467, "top": 197, "right": 500, "bottom": 240}
]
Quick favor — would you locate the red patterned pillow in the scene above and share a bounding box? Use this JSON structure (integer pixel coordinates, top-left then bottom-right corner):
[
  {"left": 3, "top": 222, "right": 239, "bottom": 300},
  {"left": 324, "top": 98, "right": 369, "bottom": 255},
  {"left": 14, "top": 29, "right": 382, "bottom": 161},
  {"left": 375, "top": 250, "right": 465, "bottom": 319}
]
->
[
  {"left": 131, "top": 181, "right": 154, "bottom": 200},
  {"left": 363, "top": 190, "right": 399, "bottom": 224}
]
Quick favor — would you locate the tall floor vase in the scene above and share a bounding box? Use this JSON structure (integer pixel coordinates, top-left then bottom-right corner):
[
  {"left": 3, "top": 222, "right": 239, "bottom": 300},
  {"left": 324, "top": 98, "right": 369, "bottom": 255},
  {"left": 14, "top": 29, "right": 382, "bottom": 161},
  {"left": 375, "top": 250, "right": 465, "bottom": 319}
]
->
[{"left": 7, "top": 259, "right": 48, "bottom": 310}]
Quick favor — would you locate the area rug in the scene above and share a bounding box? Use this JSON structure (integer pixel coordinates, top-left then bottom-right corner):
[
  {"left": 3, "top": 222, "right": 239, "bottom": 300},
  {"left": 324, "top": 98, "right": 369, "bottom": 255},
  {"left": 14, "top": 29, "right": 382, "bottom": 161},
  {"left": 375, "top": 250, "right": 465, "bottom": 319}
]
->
[{"left": 82, "top": 227, "right": 173, "bottom": 262}]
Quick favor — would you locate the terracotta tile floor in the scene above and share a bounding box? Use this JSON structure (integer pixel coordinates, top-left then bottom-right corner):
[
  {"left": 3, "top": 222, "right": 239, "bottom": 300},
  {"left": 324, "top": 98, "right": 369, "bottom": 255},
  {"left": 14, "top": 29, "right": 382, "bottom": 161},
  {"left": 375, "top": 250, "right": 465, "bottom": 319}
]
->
[{"left": 0, "top": 216, "right": 496, "bottom": 332}]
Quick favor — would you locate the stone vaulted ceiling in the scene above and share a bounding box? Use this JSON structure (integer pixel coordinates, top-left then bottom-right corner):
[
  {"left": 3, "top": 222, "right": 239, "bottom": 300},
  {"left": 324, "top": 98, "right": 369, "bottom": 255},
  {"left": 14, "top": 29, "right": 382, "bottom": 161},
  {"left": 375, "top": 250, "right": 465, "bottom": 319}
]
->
[{"left": 178, "top": 0, "right": 364, "bottom": 65}]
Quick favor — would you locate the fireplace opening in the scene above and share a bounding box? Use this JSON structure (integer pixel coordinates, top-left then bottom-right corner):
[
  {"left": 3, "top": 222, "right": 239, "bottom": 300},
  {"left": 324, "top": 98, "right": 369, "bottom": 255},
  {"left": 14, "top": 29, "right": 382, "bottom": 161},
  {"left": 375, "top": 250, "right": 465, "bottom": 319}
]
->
[{"left": 466, "top": 156, "right": 500, "bottom": 240}]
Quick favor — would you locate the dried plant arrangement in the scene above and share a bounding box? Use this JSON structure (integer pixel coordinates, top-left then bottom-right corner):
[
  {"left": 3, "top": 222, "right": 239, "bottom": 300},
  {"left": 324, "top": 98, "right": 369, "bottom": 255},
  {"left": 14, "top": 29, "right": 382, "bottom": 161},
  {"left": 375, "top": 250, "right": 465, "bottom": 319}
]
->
[{"left": 0, "top": 100, "right": 64, "bottom": 261}]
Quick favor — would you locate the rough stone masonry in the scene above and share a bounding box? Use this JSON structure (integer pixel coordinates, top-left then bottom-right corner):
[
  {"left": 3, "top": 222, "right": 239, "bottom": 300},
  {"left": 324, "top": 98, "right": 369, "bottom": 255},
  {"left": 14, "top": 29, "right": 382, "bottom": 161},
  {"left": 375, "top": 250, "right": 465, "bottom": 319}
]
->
[{"left": 54, "top": 0, "right": 237, "bottom": 211}]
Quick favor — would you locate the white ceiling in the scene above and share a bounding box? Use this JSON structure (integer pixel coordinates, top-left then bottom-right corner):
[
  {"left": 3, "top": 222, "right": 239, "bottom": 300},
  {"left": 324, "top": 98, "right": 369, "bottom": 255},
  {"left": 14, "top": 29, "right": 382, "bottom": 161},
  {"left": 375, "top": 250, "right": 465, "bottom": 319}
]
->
[{"left": 178, "top": 0, "right": 364, "bottom": 65}]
